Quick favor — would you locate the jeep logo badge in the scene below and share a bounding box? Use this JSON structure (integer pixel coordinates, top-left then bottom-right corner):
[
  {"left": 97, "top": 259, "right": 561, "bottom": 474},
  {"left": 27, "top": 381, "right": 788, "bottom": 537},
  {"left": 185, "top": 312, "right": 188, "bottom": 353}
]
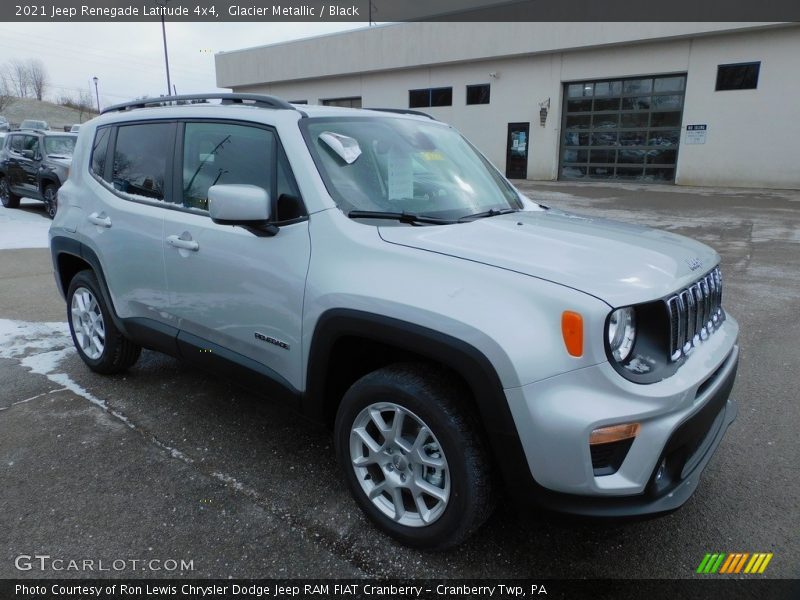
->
[{"left": 686, "top": 257, "right": 703, "bottom": 271}]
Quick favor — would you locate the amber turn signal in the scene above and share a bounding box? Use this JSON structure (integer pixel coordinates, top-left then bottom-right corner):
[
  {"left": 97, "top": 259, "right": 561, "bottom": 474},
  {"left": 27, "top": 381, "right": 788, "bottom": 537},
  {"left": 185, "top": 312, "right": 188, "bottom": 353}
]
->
[
  {"left": 589, "top": 423, "right": 641, "bottom": 445},
  {"left": 561, "top": 311, "right": 583, "bottom": 357}
]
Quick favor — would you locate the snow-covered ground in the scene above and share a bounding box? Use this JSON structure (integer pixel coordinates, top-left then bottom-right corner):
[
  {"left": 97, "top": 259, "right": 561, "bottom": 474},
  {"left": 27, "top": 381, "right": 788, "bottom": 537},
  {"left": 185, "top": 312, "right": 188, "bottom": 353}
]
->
[{"left": 0, "top": 200, "right": 50, "bottom": 250}]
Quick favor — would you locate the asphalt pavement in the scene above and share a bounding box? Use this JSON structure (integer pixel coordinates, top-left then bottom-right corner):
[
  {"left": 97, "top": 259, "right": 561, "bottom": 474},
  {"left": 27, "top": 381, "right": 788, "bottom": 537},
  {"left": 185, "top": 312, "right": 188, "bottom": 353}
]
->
[{"left": 1, "top": 183, "right": 798, "bottom": 579}]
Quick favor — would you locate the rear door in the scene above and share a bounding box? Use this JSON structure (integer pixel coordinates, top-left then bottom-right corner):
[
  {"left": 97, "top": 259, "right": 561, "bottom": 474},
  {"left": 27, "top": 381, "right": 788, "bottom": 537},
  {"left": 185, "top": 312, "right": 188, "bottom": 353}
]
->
[
  {"left": 82, "top": 122, "right": 173, "bottom": 324},
  {"left": 161, "top": 120, "right": 310, "bottom": 390},
  {"left": 19, "top": 135, "right": 41, "bottom": 195}
]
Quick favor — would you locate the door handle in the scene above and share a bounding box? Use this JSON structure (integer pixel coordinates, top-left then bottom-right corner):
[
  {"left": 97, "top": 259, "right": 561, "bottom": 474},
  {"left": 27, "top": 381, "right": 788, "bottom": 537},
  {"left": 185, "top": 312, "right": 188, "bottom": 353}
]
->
[
  {"left": 88, "top": 212, "right": 112, "bottom": 228},
  {"left": 167, "top": 234, "right": 199, "bottom": 252}
]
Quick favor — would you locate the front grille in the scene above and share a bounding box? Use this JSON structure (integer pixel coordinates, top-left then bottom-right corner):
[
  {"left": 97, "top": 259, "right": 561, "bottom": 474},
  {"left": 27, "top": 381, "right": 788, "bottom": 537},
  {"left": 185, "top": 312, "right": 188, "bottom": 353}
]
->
[{"left": 666, "top": 266, "right": 723, "bottom": 361}]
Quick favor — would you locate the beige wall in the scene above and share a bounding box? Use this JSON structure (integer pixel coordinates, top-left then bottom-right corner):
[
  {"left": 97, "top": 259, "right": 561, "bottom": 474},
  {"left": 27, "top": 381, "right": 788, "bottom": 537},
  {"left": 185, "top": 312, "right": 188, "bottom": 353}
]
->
[{"left": 223, "top": 23, "right": 800, "bottom": 189}]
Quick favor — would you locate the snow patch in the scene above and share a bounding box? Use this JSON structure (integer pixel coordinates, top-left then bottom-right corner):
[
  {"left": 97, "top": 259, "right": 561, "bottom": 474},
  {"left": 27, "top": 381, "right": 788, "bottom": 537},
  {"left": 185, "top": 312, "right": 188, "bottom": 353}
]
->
[{"left": 0, "top": 201, "right": 52, "bottom": 250}]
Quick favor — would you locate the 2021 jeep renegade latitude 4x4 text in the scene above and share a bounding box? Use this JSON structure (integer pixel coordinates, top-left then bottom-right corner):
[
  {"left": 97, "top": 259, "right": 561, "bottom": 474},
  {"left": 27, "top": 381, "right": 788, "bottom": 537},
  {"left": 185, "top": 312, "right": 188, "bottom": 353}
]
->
[{"left": 49, "top": 94, "right": 739, "bottom": 549}]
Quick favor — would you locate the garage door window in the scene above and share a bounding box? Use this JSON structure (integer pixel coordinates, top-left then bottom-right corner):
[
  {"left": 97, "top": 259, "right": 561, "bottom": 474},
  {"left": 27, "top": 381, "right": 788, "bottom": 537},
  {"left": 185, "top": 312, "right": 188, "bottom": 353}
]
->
[{"left": 560, "top": 74, "right": 686, "bottom": 182}]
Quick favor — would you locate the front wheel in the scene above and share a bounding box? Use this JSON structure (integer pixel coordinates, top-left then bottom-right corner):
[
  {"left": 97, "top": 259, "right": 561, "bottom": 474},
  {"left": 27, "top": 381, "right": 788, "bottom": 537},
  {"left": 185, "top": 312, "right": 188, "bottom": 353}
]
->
[
  {"left": 334, "top": 363, "right": 494, "bottom": 549},
  {"left": 43, "top": 184, "right": 58, "bottom": 219},
  {"left": 67, "top": 270, "right": 141, "bottom": 374},
  {"left": 0, "top": 177, "right": 21, "bottom": 208}
]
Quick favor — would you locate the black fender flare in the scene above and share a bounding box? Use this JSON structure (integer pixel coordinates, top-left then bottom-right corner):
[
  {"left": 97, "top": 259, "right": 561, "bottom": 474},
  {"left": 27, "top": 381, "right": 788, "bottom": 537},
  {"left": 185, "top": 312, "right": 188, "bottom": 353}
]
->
[
  {"left": 50, "top": 236, "right": 126, "bottom": 335},
  {"left": 304, "top": 308, "right": 538, "bottom": 498}
]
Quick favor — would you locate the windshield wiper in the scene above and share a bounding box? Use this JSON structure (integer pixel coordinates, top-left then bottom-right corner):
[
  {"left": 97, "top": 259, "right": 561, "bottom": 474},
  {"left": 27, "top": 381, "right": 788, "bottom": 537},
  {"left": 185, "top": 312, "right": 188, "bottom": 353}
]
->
[
  {"left": 457, "top": 207, "right": 519, "bottom": 222},
  {"left": 348, "top": 210, "right": 455, "bottom": 225}
]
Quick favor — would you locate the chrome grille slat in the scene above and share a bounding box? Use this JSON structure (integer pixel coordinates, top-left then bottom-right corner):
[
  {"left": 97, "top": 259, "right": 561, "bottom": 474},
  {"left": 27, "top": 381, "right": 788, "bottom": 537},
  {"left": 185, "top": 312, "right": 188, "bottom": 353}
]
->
[{"left": 666, "top": 266, "right": 723, "bottom": 361}]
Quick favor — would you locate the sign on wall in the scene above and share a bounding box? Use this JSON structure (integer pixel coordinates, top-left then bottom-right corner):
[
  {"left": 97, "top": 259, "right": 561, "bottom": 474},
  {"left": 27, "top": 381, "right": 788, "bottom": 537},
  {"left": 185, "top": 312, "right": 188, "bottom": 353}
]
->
[{"left": 686, "top": 124, "right": 708, "bottom": 145}]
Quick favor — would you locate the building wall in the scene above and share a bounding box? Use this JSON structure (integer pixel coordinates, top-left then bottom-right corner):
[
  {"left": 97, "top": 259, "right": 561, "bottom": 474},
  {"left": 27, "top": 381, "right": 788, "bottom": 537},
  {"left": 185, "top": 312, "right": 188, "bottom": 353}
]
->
[{"left": 224, "top": 24, "right": 800, "bottom": 189}]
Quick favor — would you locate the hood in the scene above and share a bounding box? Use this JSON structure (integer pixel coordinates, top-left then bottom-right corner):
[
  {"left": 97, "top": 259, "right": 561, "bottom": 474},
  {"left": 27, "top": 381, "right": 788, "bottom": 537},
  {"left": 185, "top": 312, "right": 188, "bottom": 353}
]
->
[{"left": 378, "top": 209, "right": 719, "bottom": 307}]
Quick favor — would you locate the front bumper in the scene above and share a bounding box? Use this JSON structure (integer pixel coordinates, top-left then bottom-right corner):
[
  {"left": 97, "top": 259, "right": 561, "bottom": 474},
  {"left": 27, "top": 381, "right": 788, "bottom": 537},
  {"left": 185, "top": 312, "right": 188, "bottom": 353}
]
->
[{"left": 503, "top": 315, "right": 739, "bottom": 516}]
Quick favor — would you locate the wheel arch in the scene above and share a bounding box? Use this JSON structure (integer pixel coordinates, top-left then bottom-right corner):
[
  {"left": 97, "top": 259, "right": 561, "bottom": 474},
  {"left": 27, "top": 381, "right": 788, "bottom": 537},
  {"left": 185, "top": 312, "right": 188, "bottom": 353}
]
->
[
  {"left": 51, "top": 236, "right": 125, "bottom": 333},
  {"left": 304, "top": 308, "right": 536, "bottom": 497}
]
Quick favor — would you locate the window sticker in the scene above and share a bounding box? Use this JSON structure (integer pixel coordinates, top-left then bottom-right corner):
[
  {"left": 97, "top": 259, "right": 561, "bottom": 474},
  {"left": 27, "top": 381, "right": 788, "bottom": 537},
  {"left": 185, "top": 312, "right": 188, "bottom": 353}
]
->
[
  {"left": 387, "top": 146, "right": 413, "bottom": 201},
  {"left": 419, "top": 151, "right": 444, "bottom": 161}
]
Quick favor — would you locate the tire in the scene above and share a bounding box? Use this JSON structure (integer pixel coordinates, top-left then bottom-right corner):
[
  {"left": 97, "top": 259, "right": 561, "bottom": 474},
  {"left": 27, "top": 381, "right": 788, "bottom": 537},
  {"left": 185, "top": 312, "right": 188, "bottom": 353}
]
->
[
  {"left": 66, "top": 270, "right": 141, "bottom": 374},
  {"left": 43, "top": 183, "right": 58, "bottom": 219},
  {"left": 335, "top": 363, "right": 494, "bottom": 549},
  {"left": 0, "top": 176, "right": 20, "bottom": 208}
]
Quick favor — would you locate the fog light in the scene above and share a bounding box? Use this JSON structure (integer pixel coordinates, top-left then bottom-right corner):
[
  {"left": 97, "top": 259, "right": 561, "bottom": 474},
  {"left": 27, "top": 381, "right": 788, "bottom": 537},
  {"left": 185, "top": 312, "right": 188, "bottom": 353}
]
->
[
  {"left": 655, "top": 457, "right": 667, "bottom": 482},
  {"left": 589, "top": 422, "right": 640, "bottom": 445}
]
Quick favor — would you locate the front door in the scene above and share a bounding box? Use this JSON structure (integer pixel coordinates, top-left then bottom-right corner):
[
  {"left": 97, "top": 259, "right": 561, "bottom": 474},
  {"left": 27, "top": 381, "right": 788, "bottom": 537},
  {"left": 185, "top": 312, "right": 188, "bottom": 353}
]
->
[
  {"left": 505, "top": 123, "right": 530, "bottom": 179},
  {"left": 162, "top": 120, "right": 310, "bottom": 390}
]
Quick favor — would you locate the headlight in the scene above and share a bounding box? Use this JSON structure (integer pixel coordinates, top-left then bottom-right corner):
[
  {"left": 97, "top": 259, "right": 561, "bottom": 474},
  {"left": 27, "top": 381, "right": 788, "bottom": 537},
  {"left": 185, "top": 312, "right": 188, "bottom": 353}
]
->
[{"left": 607, "top": 307, "right": 636, "bottom": 362}]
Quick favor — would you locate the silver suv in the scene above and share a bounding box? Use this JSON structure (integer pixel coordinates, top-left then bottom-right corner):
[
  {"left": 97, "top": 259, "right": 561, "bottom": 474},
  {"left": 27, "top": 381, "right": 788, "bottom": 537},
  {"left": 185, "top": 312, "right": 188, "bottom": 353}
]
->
[{"left": 49, "top": 94, "right": 739, "bottom": 549}]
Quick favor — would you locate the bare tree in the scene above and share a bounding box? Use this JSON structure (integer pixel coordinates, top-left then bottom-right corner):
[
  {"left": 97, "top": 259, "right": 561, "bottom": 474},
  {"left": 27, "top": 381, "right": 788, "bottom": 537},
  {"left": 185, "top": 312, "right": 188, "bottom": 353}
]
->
[
  {"left": 56, "top": 91, "right": 96, "bottom": 122},
  {"left": 0, "top": 73, "right": 14, "bottom": 112},
  {"left": 27, "top": 59, "right": 48, "bottom": 101},
  {"left": 5, "top": 59, "right": 30, "bottom": 98}
]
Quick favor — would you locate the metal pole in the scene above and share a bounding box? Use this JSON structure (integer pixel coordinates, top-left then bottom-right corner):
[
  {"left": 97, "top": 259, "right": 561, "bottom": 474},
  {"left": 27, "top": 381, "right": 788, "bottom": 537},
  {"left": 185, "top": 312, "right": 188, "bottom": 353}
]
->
[
  {"left": 161, "top": 12, "right": 172, "bottom": 97},
  {"left": 93, "top": 77, "right": 100, "bottom": 112}
]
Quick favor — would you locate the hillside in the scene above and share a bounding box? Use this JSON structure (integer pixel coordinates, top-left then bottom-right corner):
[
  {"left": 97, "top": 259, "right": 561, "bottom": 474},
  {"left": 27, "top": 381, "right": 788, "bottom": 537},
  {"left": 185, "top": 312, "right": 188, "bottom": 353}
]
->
[{"left": 1, "top": 97, "right": 99, "bottom": 131}]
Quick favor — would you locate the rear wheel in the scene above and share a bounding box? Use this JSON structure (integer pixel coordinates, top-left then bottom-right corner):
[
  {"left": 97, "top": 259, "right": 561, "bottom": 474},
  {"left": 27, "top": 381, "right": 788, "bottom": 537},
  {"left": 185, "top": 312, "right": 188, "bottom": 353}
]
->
[
  {"left": 43, "top": 184, "right": 58, "bottom": 219},
  {"left": 335, "top": 363, "right": 494, "bottom": 549},
  {"left": 0, "top": 177, "right": 20, "bottom": 208},
  {"left": 67, "top": 270, "right": 141, "bottom": 374}
]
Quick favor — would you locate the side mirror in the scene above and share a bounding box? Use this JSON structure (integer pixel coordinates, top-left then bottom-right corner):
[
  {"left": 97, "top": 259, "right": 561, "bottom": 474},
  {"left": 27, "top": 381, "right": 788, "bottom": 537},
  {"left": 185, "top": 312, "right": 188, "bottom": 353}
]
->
[
  {"left": 208, "top": 184, "right": 277, "bottom": 237},
  {"left": 21, "top": 149, "right": 34, "bottom": 159}
]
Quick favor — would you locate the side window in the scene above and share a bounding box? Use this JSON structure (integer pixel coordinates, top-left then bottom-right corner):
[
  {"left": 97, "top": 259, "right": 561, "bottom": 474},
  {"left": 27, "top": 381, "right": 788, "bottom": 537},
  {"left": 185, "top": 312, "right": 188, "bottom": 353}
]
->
[
  {"left": 181, "top": 122, "right": 275, "bottom": 211},
  {"left": 9, "top": 135, "right": 23, "bottom": 153},
  {"left": 23, "top": 135, "right": 39, "bottom": 154},
  {"left": 90, "top": 127, "right": 110, "bottom": 180},
  {"left": 112, "top": 123, "right": 173, "bottom": 202}
]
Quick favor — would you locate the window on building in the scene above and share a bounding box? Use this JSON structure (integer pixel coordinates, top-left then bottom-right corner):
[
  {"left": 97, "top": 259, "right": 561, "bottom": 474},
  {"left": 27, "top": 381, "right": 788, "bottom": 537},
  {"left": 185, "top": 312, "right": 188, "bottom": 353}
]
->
[
  {"left": 322, "top": 97, "right": 362, "bottom": 108},
  {"left": 112, "top": 123, "right": 173, "bottom": 202},
  {"left": 716, "top": 62, "right": 760, "bottom": 91},
  {"left": 466, "top": 84, "right": 490, "bottom": 105},
  {"left": 408, "top": 87, "right": 453, "bottom": 108},
  {"left": 290, "top": 100, "right": 308, "bottom": 105},
  {"left": 409, "top": 89, "right": 430, "bottom": 108},
  {"left": 182, "top": 122, "right": 275, "bottom": 211}
]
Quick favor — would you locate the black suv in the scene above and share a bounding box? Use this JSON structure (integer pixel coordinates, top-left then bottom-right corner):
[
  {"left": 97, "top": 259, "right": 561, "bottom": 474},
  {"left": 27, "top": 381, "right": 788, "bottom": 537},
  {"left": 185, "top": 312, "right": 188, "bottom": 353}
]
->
[{"left": 0, "top": 130, "right": 77, "bottom": 218}]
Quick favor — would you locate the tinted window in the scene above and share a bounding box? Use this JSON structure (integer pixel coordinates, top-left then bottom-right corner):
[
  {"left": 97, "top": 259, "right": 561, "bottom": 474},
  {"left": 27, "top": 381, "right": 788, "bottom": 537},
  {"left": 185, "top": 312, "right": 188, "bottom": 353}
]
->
[
  {"left": 466, "top": 84, "right": 490, "bottom": 105},
  {"left": 409, "top": 89, "right": 430, "bottom": 108},
  {"left": 112, "top": 123, "right": 173, "bottom": 201},
  {"left": 716, "top": 62, "right": 760, "bottom": 91},
  {"left": 23, "top": 135, "right": 39, "bottom": 153},
  {"left": 182, "top": 122, "right": 275, "bottom": 211},
  {"left": 91, "top": 127, "right": 110, "bottom": 179},
  {"left": 430, "top": 87, "right": 452, "bottom": 107},
  {"left": 9, "top": 135, "right": 24, "bottom": 152}
]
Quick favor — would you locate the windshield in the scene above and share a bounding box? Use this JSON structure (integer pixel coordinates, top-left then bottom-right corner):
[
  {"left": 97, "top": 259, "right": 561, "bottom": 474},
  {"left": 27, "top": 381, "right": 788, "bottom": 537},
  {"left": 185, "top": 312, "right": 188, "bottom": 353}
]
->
[
  {"left": 44, "top": 136, "right": 76, "bottom": 156},
  {"left": 302, "top": 117, "right": 521, "bottom": 220}
]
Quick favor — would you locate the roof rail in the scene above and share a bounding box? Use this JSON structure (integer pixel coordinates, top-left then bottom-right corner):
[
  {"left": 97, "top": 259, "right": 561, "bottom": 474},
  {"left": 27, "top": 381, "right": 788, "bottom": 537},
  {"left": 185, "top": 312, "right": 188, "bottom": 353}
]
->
[
  {"left": 366, "top": 108, "right": 437, "bottom": 121},
  {"left": 101, "top": 93, "right": 295, "bottom": 115}
]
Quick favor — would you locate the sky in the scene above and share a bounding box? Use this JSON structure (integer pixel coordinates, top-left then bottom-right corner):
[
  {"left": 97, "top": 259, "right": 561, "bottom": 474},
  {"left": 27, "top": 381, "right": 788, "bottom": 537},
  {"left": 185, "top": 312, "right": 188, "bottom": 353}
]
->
[{"left": 0, "top": 22, "right": 365, "bottom": 108}]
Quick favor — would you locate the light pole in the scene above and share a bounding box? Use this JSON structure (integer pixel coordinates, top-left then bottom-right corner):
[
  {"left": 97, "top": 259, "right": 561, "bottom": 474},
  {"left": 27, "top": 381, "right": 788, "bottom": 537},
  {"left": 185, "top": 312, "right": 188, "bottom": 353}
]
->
[
  {"left": 92, "top": 76, "right": 100, "bottom": 112},
  {"left": 158, "top": 0, "right": 172, "bottom": 97}
]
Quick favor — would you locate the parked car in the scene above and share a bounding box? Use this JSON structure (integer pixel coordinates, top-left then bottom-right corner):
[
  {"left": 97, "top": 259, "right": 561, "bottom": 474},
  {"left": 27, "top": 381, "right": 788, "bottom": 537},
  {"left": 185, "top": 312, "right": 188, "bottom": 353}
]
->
[
  {"left": 70, "top": 124, "right": 81, "bottom": 133},
  {"left": 19, "top": 119, "right": 49, "bottom": 131},
  {"left": 0, "top": 116, "right": 9, "bottom": 132},
  {"left": 49, "top": 94, "right": 739, "bottom": 549},
  {"left": 0, "top": 130, "right": 76, "bottom": 217}
]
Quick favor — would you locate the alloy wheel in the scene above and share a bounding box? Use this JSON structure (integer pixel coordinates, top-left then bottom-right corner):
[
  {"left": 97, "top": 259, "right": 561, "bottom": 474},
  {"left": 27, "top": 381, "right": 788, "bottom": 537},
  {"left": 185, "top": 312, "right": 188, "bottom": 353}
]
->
[
  {"left": 349, "top": 402, "right": 450, "bottom": 527},
  {"left": 70, "top": 287, "right": 106, "bottom": 359}
]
